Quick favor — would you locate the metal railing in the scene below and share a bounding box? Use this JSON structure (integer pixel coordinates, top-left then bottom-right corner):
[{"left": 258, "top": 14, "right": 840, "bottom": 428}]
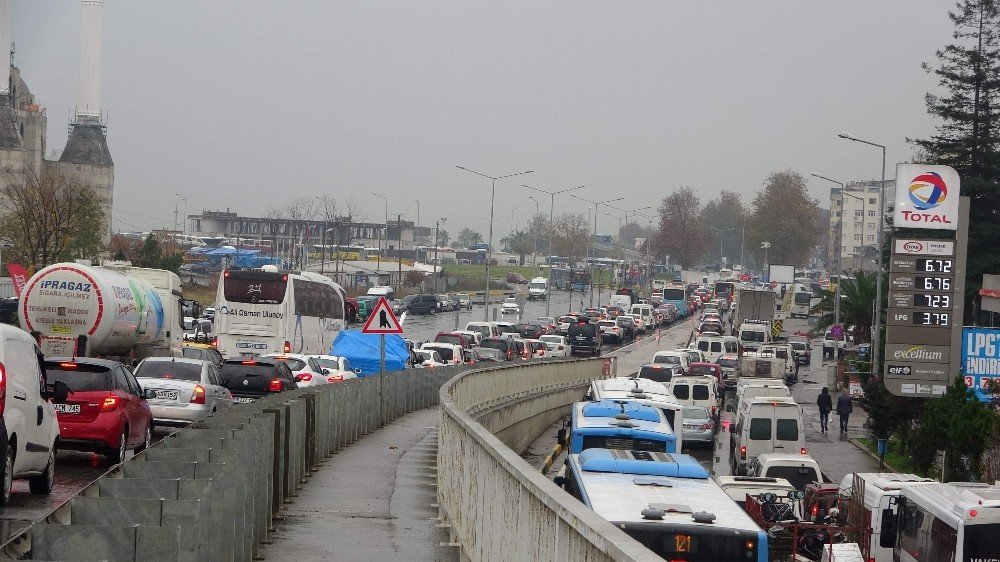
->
[
  {"left": 0, "top": 366, "right": 464, "bottom": 561},
  {"left": 437, "top": 358, "right": 662, "bottom": 561}
]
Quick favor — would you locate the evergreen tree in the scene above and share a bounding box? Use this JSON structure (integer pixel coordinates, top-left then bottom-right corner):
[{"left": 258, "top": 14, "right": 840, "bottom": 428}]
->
[{"left": 913, "top": 0, "right": 1000, "bottom": 321}]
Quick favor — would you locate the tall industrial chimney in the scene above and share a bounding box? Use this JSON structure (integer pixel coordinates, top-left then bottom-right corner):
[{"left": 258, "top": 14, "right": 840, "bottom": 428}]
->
[
  {"left": 76, "top": 0, "right": 103, "bottom": 122},
  {"left": 0, "top": 0, "right": 11, "bottom": 99}
]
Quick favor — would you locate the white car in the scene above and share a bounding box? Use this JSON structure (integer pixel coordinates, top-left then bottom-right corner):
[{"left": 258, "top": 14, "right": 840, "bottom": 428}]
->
[
  {"left": 415, "top": 349, "right": 446, "bottom": 368},
  {"left": 629, "top": 313, "right": 647, "bottom": 333},
  {"left": 134, "top": 357, "right": 234, "bottom": 427},
  {"left": 500, "top": 298, "right": 520, "bottom": 316},
  {"left": 261, "top": 353, "right": 329, "bottom": 387},
  {"left": 652, "top": 350, "right": 690, "bottom": 373},
  {"left": 538, "top": 335, "right": 569, "bottom": 357},
  {"left": 420, "top": 342, "right": 464, "bottom": 365},
  {"left": 0, "top": 325, "right": 62, "bottom": 505},
  {"left": 305, "top": 355, "right": 359, "bottom": 383}
]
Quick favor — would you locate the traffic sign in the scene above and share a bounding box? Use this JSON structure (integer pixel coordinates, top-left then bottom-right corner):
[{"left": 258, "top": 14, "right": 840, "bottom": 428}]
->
[
  {"left": 362, "top": 297, "right": 403, "bottom": 334},
  {"left": 771, "top": 319, "right": 782, "bottom": 339}
]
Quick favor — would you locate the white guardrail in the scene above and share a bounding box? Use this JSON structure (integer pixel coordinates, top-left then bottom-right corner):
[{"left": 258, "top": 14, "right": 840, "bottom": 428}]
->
[{"left": 437, "top": 358, "right": 662, "bottom": 561}]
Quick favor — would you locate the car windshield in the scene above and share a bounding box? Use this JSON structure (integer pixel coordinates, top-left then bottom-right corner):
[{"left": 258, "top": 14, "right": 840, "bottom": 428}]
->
[
  {"left": 539, "top": 335, "right": 561, "bottom": 344},
  {"left": 424, "top": 346, "right": 454, "bottom": 361},
  {"left": 136, "top": 361, "right": 202, "bottom": 382},
  {"left": 765, "top": 466, "right": 818, "bottom": 490},
  {"left": 790, "top": 342, "right": 807, "bottom": 350},
  {"left": 683, "top": 407, "right": 709, "bottom": 421},
  {"left": 688, "top": 365, "right": 715, "bottom": 377},
  {"left": 268, "top": 357, "right": 307, "bottom": 370},
  {"left": 537, "top": 317, "right": 554, "bottom": 325},
  {"left": 314, "top": 358, "right": 342, "bottom": 369},
  {"left": 436, "top": 335, "right": 463, "bottom": 346},
  {"left": 45, "top": 362, "right": 113, "bottom": 391},
  {"left": 478, "top": 348, "right": 503, "bottom": 359},
  {"left": 599, "top": 321, "right": 616, "bottom": 327},
  {"left": 497, "top": 325, "right": 518, "bottom": 334},
  {"left": 718, "top": 357, "right": 739, "bottom": 368},
  {"left": 654, "top": 355, "right": 680, "bottom": 365},
  {"left": 742, "top": 330, "right": 766, "bottom": 342},
  {"left": 479, "top": 340, "right": 508, "bottom": 352},
  {"left": 559, "top": 316, "right": 575, "bottom": 323}
]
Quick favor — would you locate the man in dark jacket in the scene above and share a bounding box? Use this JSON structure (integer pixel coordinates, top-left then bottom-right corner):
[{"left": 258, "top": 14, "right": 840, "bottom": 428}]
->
[
  {"left": 816, "top": 387, "right": 833, "bottom": 433},
  {"left": 836, "top": 388, "right": 853, "bottom": 433}
]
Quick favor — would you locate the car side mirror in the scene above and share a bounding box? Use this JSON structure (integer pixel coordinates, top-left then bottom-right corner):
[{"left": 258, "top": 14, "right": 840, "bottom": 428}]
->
[
  {"left": 321, "top": 368, "right": 331, "bottom": 375},
  {"left": 142, "top": 388, "right": 157, "bottom": 400},
  {"left": 354, "top": 368, "right": 362, "bottom": 374}
]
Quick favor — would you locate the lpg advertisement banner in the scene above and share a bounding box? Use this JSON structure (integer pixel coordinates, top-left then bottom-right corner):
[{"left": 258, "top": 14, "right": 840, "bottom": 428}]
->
[
  {"left": 960, "top": 327, "right": 1000, "bottom": 402},
  {"left": 894, "top": 164, "right": 960, "bottom": 230}
]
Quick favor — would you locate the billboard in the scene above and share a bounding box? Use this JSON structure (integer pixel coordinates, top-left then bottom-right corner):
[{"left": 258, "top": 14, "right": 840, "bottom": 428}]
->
[
  {"left": 961, "top": 327, "right": 1000, "bottom": 402},
  {"left": 894, "top": 164, "right": 960, "bottom": 231},
  {"left": 768, "top": 264, "right": 795, "bottom": 284}
]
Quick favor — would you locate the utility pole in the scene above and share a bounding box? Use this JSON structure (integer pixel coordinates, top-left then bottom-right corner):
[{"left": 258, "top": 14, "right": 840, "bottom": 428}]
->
[
  {"left": 522, "top": 183, "right": 586, "bottom": 317},
  {"left": 396, "top": 213, "right": 404, "bottom": 295}
]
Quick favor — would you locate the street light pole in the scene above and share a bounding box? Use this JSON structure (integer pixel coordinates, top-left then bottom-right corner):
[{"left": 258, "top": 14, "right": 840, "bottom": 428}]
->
[
  {"left": 571, "top": 194, "right": 624, "bottom": 307},
  {"left": 175, "top": 193, "right": 191, "bottom": 235},
  {"left": 435, "top": 218, "right": 445, "bottom": 293},
  {"left": 761, "top": 241, "right": 771, "bottom": 271},
  {"left": 374, "top": 193, "right": 388, "bottom": 276},
  {"left": 456, "top": 166, "right": 534, "bottom": 321},
  {"left": 396, "top": 213, "right": 405, "bottom": 295},
  {"left": 709, "top": 226, "right": 736, "bottom": 266},
  {"left": 839, "top": 132, "right": 887, "bottom": 369},
  {"left": 522, "top": 183, "right": 586, "bottom": 317},
  {"left": 528, "top": 195, "right": 539, "bottom": 265},
  {"left": 408, "top": 197, "right": 420, "bottom": 230},
  {"left": 811, "top": 172, "right": 845, "bottom": 325},
  {"left": 607, "top": 204, "right": 653, "bottom": 286}
]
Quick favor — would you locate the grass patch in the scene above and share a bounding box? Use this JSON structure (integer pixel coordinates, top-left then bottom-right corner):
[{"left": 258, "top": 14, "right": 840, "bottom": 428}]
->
[
  {"left": 857, "top": 437, "right": 933, "bottom": 477},
  {"left": 182, "top": 281, "right": 219, "bottom": 307}
]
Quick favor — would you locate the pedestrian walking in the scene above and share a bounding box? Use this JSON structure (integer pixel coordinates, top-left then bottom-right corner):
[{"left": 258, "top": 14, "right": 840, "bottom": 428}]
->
[
  {"left": 836, "top": 387, "right": 853, "bottom": 433},
  {"left": 816, "top": 387, "right": 833, "bottom": 433}
]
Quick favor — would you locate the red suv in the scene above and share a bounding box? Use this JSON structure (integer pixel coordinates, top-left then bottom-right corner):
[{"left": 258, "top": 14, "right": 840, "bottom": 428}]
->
[{"left": 44, "top": 358, "right": 155, "bottom": 464}]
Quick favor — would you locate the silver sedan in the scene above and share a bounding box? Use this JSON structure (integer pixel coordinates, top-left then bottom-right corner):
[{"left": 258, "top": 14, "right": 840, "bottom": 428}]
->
[
  {"left": 134, "top": 357, "right": 234, "bottom": 428},
  {"left": 680, "top": 405, "right": 716, "bottom": 448}
]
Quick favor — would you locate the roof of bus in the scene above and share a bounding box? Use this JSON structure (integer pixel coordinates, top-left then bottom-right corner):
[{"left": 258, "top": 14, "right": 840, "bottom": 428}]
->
[
  {"left": 591, "top": 378, "right": 681, "bottom": 407},
  {"left": 579, "top": 400, "right": 662, "bottom": 423},
  {"left": 572, "top": 404, "right": 673, "bottom": 435},
  {"left": 902, "top": 482, "right": 1000, "bottom": 524},
  {"left": 569, "top": 452, "right": 761, "bottom": 530}
]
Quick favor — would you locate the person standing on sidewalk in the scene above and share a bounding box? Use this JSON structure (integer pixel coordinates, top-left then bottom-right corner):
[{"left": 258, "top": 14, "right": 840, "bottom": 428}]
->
[
  {"left": 816, "top": 387, "right": 833, "bottom": 433},
  {"left": 836, "top": 387, "right": 853, "bottom": 433}
]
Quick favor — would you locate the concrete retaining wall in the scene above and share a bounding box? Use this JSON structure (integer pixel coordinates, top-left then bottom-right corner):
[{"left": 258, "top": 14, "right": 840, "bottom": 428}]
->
[
  {"left": 0, "top": 366, "right": 463, "bottom": 561},
  {"left": 437, "top": 359, "right": 662, "bottom": 561}
]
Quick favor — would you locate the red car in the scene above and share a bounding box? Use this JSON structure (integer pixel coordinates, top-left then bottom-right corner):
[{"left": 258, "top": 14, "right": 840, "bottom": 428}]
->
[{"left": 45, "top": 358, "right": 155, "bottom": 464}]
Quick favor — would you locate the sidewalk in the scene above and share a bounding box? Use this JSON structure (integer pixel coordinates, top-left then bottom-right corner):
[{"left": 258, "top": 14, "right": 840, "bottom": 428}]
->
[
  {"left": 268, "top": 407, "right": 455, "bottom": 562},
  {"left": 793, "top": 345, "right": 882, "bottom": 484}
]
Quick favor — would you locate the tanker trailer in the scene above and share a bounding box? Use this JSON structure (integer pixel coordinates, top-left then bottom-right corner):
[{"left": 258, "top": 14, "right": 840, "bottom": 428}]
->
[{"left": 18, "top": 263, "right": 178, "bottom": 360}]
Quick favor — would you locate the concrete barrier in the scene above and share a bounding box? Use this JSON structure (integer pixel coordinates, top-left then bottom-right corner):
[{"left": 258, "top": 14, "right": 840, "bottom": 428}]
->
[
  {"left": 437, "top": 359, "right": 662, "bottom": 561},
  {"left": 0, "top": 366, "right": 463, "bottom": 561}
]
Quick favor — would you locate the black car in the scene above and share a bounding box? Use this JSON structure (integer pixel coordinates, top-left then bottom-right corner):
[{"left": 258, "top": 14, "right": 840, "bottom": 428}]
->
[
  {"left": 516, "top": 323, "right": 544, "bottom": 339},
  {"left": 405, "top": 294, "right": 439, "bottom": 315},
  {"left": 616, "top": 316, "right": 637, "bottom": 341},
  {"left": 480, "top": 337, "right": 517, "bottom": 361},
  {"left": 567, "top": 320, "right": 602, "bottom": 356},
  {"left": 220, "top": 358, "right": 297, "bottom": 403}
]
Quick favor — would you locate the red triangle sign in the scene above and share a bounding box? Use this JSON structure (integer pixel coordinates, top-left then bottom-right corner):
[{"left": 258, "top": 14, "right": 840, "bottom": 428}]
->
[{"left": 362, "top": 296, "right": 404, "bottom": 334}]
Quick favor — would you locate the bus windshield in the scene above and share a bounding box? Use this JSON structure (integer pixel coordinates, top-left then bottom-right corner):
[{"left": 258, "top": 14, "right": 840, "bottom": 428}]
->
[
  {"left": 224, "top": 271, "right": 287, "bottom": 304},
  {"left": 794, "top": 292, "right": 812, "bottom": 305},
  {"left": 663, "top": 288, "right": 685, "bottom": 301}
]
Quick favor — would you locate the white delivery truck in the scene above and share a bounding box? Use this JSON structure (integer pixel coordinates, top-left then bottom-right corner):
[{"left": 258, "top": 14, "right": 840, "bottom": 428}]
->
[
  {"left": 527, "top": 277, "right": 549, "bottom": 300},
  {"left": 19, "top": 262, "right": 183, "bottom": 361}
]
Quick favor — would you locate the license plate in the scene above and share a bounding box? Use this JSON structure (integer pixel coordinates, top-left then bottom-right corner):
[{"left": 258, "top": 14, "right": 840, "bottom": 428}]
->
[
  {"left": 54, "top": 403, "right": 80, "bottom": 414},
  {"left": 154, "top": 390, "right": 179, "bottom": 400},
  {"left": 240, "top": 352, "right": 259, "bottom": 359},
  {"left": 233, "top": 397, "right": 256, "bottom": 404}
]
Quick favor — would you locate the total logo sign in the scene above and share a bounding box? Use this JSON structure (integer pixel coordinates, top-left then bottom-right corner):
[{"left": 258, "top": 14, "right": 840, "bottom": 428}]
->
[{"left": 894, "top": 164, "right": 960, "bottom": 231}]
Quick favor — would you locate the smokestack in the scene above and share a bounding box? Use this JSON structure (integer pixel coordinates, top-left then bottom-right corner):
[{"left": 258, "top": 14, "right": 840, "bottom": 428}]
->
[
  {"left": 76, "top": 0, "right": 103, "bottom": 122},
  {"left": 0, "top": 0, "right": 10, "bottom": 99}
]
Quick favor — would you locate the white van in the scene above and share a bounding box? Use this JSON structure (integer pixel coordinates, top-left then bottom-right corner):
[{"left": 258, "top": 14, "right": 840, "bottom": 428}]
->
[
  {"left": 652, "top": 351, "right": 689, "bottom": 373},
  {"left": 366, "top": 285, "right": 395, "bottom": 300},
  {"left": 738, "top": 320, "right": 772, "bottom": 351},
  {"left": 465, "top": 321, "right": 500, "bottom": 340},
  {"left": 734, "top": 379, "right": 791, "bottom": 417},
  {"left": 730, "top": 396, "right": 804, "bottom": 475},
  {"left": 527, "top": 277, "right": 549, "bottom": 300},
  {"left": 629, "top": 303, "right": 655, "bottom": 330},
  {"left": 668, "top": 375, "right": 720, "bottom": 418},
  {"left": 0, "top": 325, "right": 64, "bottom": 505},
  {"left": 694, "top": 334, "right": 729, "bottom": 363}
]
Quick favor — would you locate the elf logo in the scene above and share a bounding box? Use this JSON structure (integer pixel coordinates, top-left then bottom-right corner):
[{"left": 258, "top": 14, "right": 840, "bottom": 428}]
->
[{"left": 887, "top": 365, "right": 911, "bottom": 376}]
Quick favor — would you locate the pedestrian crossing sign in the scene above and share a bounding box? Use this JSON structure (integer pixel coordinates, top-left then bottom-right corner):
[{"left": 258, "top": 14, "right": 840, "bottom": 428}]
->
[{"left": 362, "top": 297, "right": 404, "bottom": 334}]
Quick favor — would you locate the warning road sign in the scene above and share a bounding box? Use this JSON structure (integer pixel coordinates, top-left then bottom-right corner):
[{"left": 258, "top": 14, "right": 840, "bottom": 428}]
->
[
  {"left": 362, "top": 297, "right": 403, "bottom": 334},
  {"left": 771, "top": 319, "right": 783, "bottom": 339}
]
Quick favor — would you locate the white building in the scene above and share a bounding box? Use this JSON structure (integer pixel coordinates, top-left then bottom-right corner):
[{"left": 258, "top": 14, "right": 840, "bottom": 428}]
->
[{"left": 828, "top": 180, "right": 895, "bottom": 272}]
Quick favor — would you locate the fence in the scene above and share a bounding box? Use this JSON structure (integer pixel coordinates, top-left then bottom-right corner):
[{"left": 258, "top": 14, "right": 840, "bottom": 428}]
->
[
  {"left": 437, "top": 358, "right": 662, "bottom": 561},
  {"left": 0, "top": 366, "right": 464, "bottom": 561}
]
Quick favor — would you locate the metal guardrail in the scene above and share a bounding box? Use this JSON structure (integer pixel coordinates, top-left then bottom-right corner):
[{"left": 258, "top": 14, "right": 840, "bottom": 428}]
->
[
  {"left": 0, "top": 366, "right": 464, "bottom": 561},
  {"left": 437, "top": 359, "right": 662, "bottom": 561}
]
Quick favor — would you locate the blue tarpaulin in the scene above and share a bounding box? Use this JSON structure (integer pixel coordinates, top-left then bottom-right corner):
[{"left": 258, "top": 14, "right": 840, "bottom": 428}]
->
[{"left": 330, "top": 330, "right": 408, "bottom": 376}]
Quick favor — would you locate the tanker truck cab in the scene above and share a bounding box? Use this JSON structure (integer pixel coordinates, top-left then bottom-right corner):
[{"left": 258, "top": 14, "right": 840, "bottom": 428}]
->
[{"left": 0, "top": 325, "right": 64, "bottom": 505}]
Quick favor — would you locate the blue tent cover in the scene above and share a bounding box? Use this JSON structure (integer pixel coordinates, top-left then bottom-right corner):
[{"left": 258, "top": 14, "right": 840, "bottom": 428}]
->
[{"left": 330, "top": 330, "right": 408, "bottom": 376}]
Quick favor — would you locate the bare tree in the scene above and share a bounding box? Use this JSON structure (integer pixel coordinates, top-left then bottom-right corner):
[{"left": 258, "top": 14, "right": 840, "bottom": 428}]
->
[{"left": 0, "top": 169, "right": 105, "bottom": 269}]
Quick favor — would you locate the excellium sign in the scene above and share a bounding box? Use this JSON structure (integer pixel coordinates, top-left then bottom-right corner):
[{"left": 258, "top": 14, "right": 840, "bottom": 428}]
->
[{"left": 894, "top": 164, "right": 960, "bottom": 231}]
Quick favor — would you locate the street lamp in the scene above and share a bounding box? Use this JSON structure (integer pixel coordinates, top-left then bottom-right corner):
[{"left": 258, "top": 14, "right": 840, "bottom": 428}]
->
[
  {"left": 838, "top": 131, "right": 887, "bottom": 374},
  {"left": 408, "top": 197, "right": 420, "bottom": 230},
  {"left": 522, "top": 183, "right": 585, "bottom": 317},
  {"left": 175, "top": 193, "right": 192, "bottom": 235},
  {"left": 761, "top": 241, "right": 771, "bottom": 271},
  {"left": 456, "top": 166, "right": 534, "bottom": 321},
  {"left": 373, "top": 193, "right": 388, "bottom": 274},
  {"left": 527, "top": 195, "right": 539, "bottom": 265},
  {"left": 811, "top": 172, "right": 846, "bottom": 325},
  {"left": 435, "top": 218, "right": 446, "bottom": 293},
  {"left": 709, "top": 226, "right": 736, "bottom": 265},
  {"left": 571, "top": 194, "right": 624, "bottom": 307},
  {"left": 395, "top": 212, "right": 406, "bottom": 295}
]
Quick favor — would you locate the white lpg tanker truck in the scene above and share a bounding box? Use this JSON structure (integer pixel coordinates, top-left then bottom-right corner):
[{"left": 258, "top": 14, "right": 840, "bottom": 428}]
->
[{"left": 18, "top": 262, "right": 183, "bottom": 362}]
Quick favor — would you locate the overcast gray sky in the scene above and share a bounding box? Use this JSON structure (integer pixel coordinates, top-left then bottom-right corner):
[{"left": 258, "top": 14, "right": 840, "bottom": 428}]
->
[{"left": 14, "top": 1, "right": 956, "bottom": 238}]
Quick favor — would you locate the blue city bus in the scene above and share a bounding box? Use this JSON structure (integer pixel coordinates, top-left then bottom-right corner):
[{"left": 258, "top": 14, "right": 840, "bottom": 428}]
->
[
  {"left": 571, "top": 269, "right": 591, "bottom": 292},
  {"left": 662, "top": 283, "right": 690, "bottom": 318},
  {"left": 558, "top": 448, "right": 768, "bottom": 561},
  {"left": 551, "top": 266, "right": 571, "bottom": 290},
  {"left": 568, "top": 400, "right": 677, "bottom": 454}
]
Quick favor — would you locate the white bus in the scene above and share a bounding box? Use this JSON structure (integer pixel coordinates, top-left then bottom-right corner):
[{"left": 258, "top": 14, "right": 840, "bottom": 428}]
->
[{"left": 215, "top": 267, "right": 346, "bottom": 358}]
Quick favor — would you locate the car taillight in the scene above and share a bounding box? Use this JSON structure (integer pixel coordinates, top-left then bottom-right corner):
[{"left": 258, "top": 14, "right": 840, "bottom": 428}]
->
[
  {"left": 0, "top": 363, "right": 6, "bottom": 416},
  {"left": 211, "top": 337, "right": 218, "bottom": 348},
  {"left": 298, "top": 373, "right": 313, "bottom": 382},
  {"left": 283, "top": 341, "right": 292, "bottom": 353},
  {"left": 101, "top": 395, "right": 120, "bottom": 411},
  {"left": 327, "top": 374, "right": 344, "bottom": 383},
  {"left": 268, "top": 379, "right": 284, "bottom": 392},
  {"left": 740, "top": 445, "right": 746, "bottom": 459},
  {"left": 191, "top": 385, "right": 206, "bottom": 404},
  {"left": 801, "top": 447, "right": 808, "bottom": 454},
  {"left": 701, "top": 422, "right": 714, "bottom": 430}
]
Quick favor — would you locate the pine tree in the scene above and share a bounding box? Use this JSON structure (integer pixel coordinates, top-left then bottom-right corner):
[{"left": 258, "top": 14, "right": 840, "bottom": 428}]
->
[{"left": 914, "top": 0, "right": 1000, "bottom": 321}]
